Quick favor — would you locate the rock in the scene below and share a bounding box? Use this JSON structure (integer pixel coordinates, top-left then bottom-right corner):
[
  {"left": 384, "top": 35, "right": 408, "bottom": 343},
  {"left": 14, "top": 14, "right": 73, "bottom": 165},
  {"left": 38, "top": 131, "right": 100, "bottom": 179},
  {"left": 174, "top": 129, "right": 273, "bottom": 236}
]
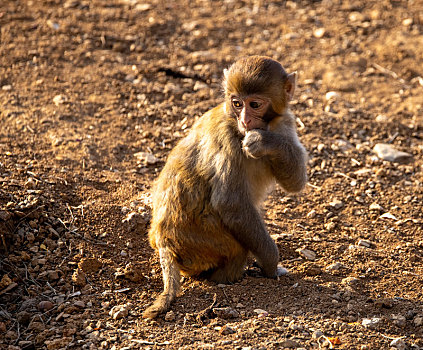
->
[
  {"left": 414, "top": 316, "right": 423, "bottom": 326},
  {"left": 38, "top": 300, "right": 54, "bottom": 312},
  {"left": 390, "top": 338, "right": 406, "bottom": 350},
  {"left": 213, "top": 307, "right": 239, "bottom": 319},
  {"left": 134, "top": 152, "right": 159, "bottom": 165},
  {"left": 302, "top": 264, "right": 322, "bottom": 276},
  {"left": 357, "top": 239, "right": 372, "bottom": 248},
  {"left": 306, "top": 209, "right": 317, "bottom": 218},
  {"left": 78, "top": 257, "right": 102, "bottom": 273},
  {"left": 392, "top": 314, "right": 406, "bottom": 328},
  {"left": 123, "top": 263, "right": 145, "bottom": 282},
  {"left": 324, "top": 222, "right": 336, "bottom": 232},
  {"left": 18, "top": 340, "right": 34, "bottom": 349},
  {"left": 165, "top": 310, "right": 175, "bottom": 321},
  {"left": 372, "top": 143, "right": 412, "bottom": 163},
  {"left": 297, "top": 248, "right": 316, "bottom": 261},
  {"left": 369, "top": 203, "right": 384, "bottom": 212},
  {"left": 0, "top": 210, "right": 12, "bottom": 221},
  {"left": 326, "top": 262, "right": 345, "bottom": 271},
  {"left": 109, "top": 303, "right": 132, "bottom": 320},
  {"left": 122, "top": 211, "right": 146, "bottom": 232},
  {"left": 219, "top": 325, "right": 236, "bottom": 335},
  {"left": 253, "top": 309, "right": 269, "bottom": 317},
  {"left": 72, "top": 268, "right": 86, "bottom": 287},
  {"left": 312, "top": 330, "right": 324, "bottom": 339},
  {"left": 0, "top": 274, "right": 13, "bottom": 290},
  {"left": 362, "top": 317, "right": 381, "bottom": 329},
  {"left": 45, "top": 337, "right": 72, "bottom": 350},
  {"left": 280, "top": 339, "right": 300, "bottom": 348},
  {"left": 52, "top": 94, "right": 67, "bottom": 106},
  {"left": 74, "top": 300, "right": 85, "bottom": 308},
  {"left": 374, "top": 298, "right": 394, "bottom": 309},
  {"left": 313, "top": 28, "right": 325, "bottom": 38},
  {"left": 342, "top": 277, "right": 360, "bottom": 288},
  {"left": 17, "top": 311, "right": 31, "bottom": 325},
  {"left": 329, "top": 199, "right": 344, "bottom": 210}
]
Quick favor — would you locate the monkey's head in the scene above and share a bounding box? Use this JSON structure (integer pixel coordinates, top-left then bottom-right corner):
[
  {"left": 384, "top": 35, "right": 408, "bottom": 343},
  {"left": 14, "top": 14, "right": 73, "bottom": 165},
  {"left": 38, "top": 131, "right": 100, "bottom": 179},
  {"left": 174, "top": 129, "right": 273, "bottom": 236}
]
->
[{"left": 223, "top": 56, "right": 296, "bottom": 136}]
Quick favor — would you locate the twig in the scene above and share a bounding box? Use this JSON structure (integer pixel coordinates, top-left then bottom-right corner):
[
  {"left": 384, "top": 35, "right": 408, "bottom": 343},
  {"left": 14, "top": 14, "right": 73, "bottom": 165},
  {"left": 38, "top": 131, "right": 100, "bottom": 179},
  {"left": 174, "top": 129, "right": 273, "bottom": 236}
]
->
[{"left": 372, "top": 63, "right": 405, "bottom": 84}]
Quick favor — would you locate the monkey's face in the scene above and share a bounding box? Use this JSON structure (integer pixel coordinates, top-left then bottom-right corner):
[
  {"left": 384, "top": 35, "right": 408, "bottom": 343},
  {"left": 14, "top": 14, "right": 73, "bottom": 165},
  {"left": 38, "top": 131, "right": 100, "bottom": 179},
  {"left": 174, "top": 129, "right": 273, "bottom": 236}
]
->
[{"left": 230, "top": 95, "right": 271, "bottom": 135}]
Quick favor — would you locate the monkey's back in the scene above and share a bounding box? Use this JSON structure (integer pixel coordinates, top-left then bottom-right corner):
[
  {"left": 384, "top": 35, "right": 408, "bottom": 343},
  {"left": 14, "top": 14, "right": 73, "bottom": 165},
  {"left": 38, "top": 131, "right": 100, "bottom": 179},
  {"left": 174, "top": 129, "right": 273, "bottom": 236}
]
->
[{"left": 148, "top": 104, "right": 247, "bottom": 275}]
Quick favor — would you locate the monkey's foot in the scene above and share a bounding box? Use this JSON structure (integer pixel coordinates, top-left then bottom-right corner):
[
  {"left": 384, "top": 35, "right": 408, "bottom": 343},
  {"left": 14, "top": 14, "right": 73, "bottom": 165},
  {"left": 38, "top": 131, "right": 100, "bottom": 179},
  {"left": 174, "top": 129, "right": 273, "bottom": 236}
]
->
[{"left": 276, "top": 265, "right": 289, "bottom": 277}]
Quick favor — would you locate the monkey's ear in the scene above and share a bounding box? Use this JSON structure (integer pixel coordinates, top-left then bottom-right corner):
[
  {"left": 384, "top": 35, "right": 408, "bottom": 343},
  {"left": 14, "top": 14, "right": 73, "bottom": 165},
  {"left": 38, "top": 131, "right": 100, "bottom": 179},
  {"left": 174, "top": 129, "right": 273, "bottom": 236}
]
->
[{"left": 285, "top": 72, "right": 297, "bottom": 101}]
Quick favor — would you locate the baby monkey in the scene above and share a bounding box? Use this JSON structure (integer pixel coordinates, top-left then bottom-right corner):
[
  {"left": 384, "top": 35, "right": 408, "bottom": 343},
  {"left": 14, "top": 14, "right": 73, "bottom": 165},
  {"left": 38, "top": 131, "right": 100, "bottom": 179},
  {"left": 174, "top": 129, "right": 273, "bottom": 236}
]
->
[{"left": 143, "top": 56, "right": 307, "bottom": 319}]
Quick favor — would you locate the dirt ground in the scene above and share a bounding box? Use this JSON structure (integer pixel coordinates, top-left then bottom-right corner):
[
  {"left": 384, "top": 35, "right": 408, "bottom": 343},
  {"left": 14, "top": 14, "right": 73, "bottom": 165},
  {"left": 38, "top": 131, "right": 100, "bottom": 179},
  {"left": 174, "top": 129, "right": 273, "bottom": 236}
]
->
[{"left": 1, "top": 0, "right": 423, "bottom": 349}]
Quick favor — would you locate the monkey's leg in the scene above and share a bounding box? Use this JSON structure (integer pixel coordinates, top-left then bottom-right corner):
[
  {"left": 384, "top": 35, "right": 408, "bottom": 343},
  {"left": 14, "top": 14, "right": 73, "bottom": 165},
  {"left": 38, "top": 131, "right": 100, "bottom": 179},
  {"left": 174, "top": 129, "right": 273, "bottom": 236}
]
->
[
  {"left": 209, "top": 248, "right": 248, "bottom": 284},
  {"left": 142, "top": 247, "right": 181, "bottom": 319}
]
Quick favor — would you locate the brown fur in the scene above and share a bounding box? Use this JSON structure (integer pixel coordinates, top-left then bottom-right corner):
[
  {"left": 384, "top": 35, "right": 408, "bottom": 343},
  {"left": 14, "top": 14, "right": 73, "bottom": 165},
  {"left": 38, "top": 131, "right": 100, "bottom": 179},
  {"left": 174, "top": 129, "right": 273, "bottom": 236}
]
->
[{"left": 143, "top": 56, "right": 307, "bottom": 319}]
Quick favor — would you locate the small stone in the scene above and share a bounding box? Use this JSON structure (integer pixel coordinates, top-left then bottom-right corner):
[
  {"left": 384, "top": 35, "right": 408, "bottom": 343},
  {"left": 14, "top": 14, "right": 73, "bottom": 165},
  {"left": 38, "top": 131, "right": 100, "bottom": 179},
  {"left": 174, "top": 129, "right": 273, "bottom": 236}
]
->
[
  {"left": 325, "top": 91, "right": 339, "bottom": 101},
  {"left": 390, "top": 338, "right": 406, "bottom": 350},
  {"left": 357, "top": 239, "right": 372, "bottom": 248},
  {"left": 324, "top": 222, "right": 336, "bottom": 232},
  {"left": 134, "top": 152, "right": 159, "bottom": 165},
  {"left": 74, "top": 300, "right": 85, "bottom": 308},
  {"left": 78, "top": 258, "right": 102, "bottom": 273},
  {"left": 374, "top": 298, "right": 394, "bottom": 309},
  {"left": 307, "top": 209, "right": 317, "bottom": 218},
  {"left": 369, "top": 202, "right": 384, "bottom": 212},
  {"left": 414, "top": 316, "right": 423, "bottom": 326},
  {"left": 362, "top": 317, "right": 381, "bottom": 328},
  {"left": 72, "top": 268, "right": 86, "bottom": 287},
  {"left": 2, "top": 84, "right": 12, "bottom": 91},
  {"left": 219, "top": 325, "right": 236, "bottom": 335},
  {"left": 47, "top": 270, "right": 59, "bottom": 280},
  {"left": 165, "top": 310, "right": 175, "bottom": 321},
  {"left": 329, "top": 199, "right": 343, "bottom": 210},
  {"left": 253, "top": 309, "right": 269, "bottom": 317},
  {"left": 213, "top": 307, "right": 239, "bottom": 319},
  {"left": 38, "top": 301, "right": 54, "bottom": 312},
  {"left": 109, "top": 303, "right": 132, "bottom": 320},
  {"left": 312, "top": 330, "right": 324, "bottom": 339},
  {"left": 45, "top": 337, "right": 72, "bottom": 350},
  {"left": 392, "top": 314, "right": 406, "bottom": 328},
  {"left": 379, "top": 212, "right": 398, "bottom": 221},
  {"left": 0, "top": 210, "right": 11, "bottom": 221},
  {"left": 122, "top": 211, "right": 146, "bottom": 232},
  {"left": 297, "top": 248, "right": 316, "bottom": 261},
  {"left": 326, "top": 262, "right": 345, "bottom": 271},
  {"left": 280, "top": 339, "right": 300, "bottom": 348},
  {"left": 373, "top": 143, "right": 412, "bottom": 163},
  {"left": 341, "top": 277, "right": 360, "bottom": 288},
  {"left": 120, "top": 250, "right": 128, "bottom": 257},
  {"left": 53, "top": 94, "right": 67, "bottom": 106},
  {"left": 313, "top": 28, "right": 326, "bottom": 38}
]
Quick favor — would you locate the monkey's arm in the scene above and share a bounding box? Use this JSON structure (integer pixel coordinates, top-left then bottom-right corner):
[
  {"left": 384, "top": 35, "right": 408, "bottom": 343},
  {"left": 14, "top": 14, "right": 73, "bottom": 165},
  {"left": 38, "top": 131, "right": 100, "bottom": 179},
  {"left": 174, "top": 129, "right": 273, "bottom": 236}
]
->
[
  {"left": 242, "top": 129, "right": 307, "bottom": 192},
  {"left": 210, "top": 185, "right": 279, "bottom": 277}
]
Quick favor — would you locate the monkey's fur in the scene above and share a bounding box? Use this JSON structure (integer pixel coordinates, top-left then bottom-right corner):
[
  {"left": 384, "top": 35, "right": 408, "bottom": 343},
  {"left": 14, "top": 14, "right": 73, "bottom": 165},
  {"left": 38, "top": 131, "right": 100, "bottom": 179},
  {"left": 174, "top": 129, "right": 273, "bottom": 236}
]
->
[{"left": 143, "top": 56, "right": 307, "bottom": 319}]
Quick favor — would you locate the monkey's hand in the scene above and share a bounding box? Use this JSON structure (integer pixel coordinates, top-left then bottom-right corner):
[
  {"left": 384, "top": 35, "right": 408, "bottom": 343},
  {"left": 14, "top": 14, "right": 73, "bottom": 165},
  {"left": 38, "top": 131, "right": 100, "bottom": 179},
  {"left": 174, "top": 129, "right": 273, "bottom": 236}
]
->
[{"left": 242, "top": 130, "right": 269, "bottom": 159}]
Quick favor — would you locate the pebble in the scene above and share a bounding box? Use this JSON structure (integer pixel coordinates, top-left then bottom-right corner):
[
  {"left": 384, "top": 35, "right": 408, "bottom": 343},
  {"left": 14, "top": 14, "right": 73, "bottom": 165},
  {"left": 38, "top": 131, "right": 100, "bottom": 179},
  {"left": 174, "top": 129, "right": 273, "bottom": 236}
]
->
[
  {"left": 280, "top": 338, "right": 301, "bottom": 348},
  {"left": 357, "top": 239, "right": 372, "bottom": 248},
  {"left": 74, "top": 300, "right": 85, "bottom": 308},
  {"left": 306, "top": 209, "right": 317, "bottom": 218},
  {"left": 38, "top": 301, "right": 54, "bottom": 312},
  {"left": 329, "top": 199, "right": 344, "bottom": 210},
  {"left": 53, "top": 94, "right": 67, "bottom": 106},
  {"left": 414, "top": 316, "right": 422, "bottom": 326},
  {"left": 164, "top": 310, "right": 176, "bottom": 321},
  {"left": 390, "top": 338, "right": 406, "bottom": 350},
  {"left": 361, "top": 317, "right": 381, "bottom": 329},
  {"left": 369, "top": 202, "right": 384, "bottom": 212},
  {"left": 219, "top": 325, "right": 236, "bottom": 335},
  {"left": 134, "top": 151, "right": 159, "bottom": 165},
  {"left": 326, "top": 262, "right": 345, "bottom": 271},
  {"left": 373, "top": 143, "right": 412, "bottom": 163},
  {"left": 313, "top": 28, "right": 326, "bottom": 38},
  {"left": 253, "top": 309, "right": 269, "bottom": 317},
  {"left": 324, "top": 222, "right": 336, "bottom": 232},
  {"left": 109, "top": 303, "right": 133, "bottom": 320},
  {"left": 297, "top": 248, "right": 316, "bottom": 261},
  {"left": 341, "top": 277, "right": 360, "bottom": 288},
  {"left": 213, "top": 307, "right": 239, "bottom": 319}
]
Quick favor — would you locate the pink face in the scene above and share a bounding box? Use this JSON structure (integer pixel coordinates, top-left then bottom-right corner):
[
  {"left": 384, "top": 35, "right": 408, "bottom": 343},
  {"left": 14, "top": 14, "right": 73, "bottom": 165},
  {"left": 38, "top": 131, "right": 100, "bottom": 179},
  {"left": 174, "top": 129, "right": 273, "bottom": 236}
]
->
[{"left": 231, "top": 95, "right": 271, "bottom": 135}]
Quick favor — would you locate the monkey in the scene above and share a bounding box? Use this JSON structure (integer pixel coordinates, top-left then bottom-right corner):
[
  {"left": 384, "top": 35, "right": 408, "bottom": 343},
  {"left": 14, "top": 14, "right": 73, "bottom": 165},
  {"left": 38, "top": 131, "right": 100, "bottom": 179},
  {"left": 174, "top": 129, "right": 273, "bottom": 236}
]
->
[{"left": 142, "top": 56, "right": 307, "bottom": 319}]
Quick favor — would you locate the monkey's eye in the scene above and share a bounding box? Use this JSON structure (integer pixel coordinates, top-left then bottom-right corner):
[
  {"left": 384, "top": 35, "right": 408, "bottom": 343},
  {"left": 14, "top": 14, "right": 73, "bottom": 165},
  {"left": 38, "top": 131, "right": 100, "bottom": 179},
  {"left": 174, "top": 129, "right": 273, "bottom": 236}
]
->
[
  {"left": 232, "top": 99, "right": 243, "bottom": 109},
  {"left": 249, "top": 101, "right": 262, "bottom": 109}
]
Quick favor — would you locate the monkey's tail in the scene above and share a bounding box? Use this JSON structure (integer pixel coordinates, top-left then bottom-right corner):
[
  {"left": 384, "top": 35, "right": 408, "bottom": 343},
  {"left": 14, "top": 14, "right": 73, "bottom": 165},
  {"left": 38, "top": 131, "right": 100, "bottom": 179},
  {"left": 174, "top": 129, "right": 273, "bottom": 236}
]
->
[{"left": 143, "top": 247, "right": 181, "bottom": 319}]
